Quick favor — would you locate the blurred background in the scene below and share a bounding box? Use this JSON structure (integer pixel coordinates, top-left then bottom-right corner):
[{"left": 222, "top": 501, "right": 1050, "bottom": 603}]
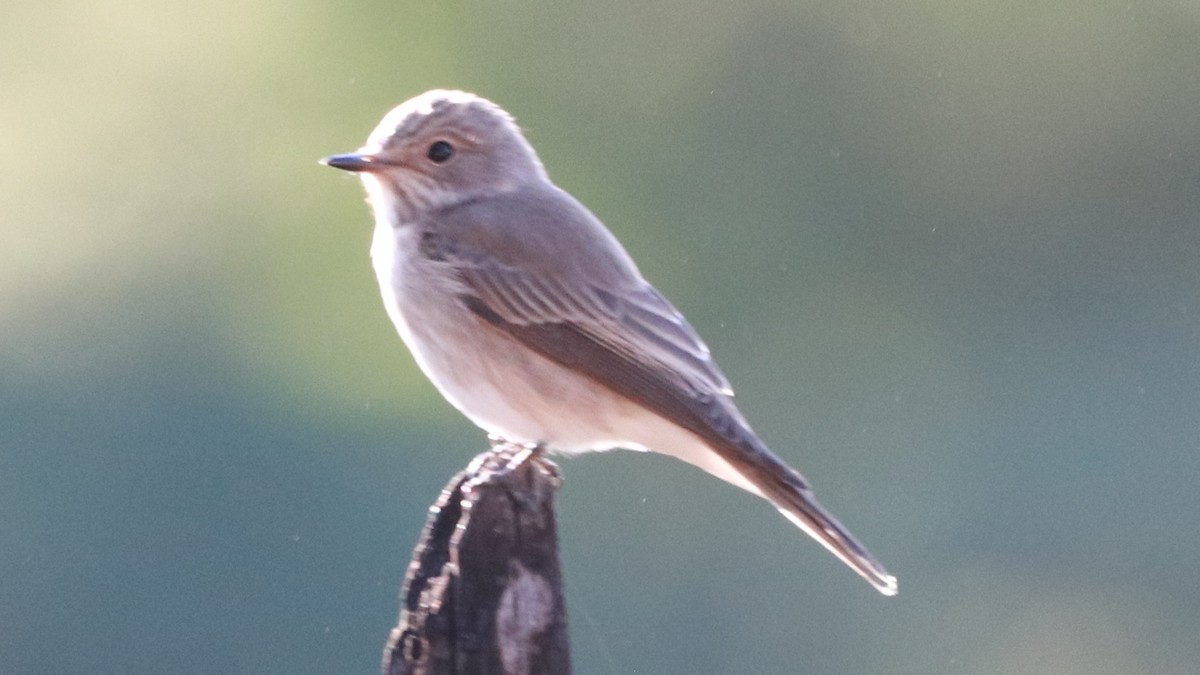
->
[{"left": 3, "top": 1, "right": 1199, "bottom": 673}]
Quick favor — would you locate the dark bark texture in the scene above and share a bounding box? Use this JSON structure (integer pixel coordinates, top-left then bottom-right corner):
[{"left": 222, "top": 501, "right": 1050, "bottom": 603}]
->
[{"left": 383, "top": 443, "right": 571, "bottom": 675}]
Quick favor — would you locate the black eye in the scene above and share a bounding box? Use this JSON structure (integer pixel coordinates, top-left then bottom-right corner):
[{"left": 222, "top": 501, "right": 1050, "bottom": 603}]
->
[{"left": 427, "top": 140, "right": 454, "bottom": 163}]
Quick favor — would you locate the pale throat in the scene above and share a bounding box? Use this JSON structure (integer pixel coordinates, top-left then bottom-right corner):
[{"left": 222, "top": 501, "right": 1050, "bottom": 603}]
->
[{"left": 362, "top": 174, "right": 408, "bottom": 231}]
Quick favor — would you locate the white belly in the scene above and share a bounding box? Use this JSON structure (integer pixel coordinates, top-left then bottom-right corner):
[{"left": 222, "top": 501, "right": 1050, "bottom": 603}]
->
[
  {"left": 366, "top": 205, "right": 755, "bottom": 493},
  {"left": 370, "top": 217, "right": 628, "bottom": 450}
]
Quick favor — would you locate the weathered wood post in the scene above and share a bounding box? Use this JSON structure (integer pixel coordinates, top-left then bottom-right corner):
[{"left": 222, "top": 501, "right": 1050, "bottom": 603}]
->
[{"left": 383, "top": 442, "right": 571, "bottom": 675}]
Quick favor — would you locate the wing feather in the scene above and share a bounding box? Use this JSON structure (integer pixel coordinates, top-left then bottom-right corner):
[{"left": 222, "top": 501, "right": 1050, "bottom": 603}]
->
[
  {"left": 437, "top": 243, "right": 753, "bottom": 455},
  {"left": 415, "top": 207, "right": 897, "bottom": 594}
]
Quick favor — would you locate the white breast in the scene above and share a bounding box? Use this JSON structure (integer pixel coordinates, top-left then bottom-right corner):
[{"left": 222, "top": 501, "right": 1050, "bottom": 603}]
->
[
  {"left": 366, "top": 187, "right": 629, "bottom": 450},
  {"left": 361, "top": 178, "right": 751, "bottom": 493}
]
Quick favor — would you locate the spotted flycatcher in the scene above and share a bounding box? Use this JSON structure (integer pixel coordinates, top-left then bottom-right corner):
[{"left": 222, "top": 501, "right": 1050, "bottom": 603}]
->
[{"left": 322, "top": 90, "right": 897, "bottom": 595}]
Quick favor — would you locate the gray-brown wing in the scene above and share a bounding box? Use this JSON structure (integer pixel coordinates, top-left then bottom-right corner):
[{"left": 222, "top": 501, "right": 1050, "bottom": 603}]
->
[
  {"left": 431, "top": 235, "right": 905, "bottom": 593},
  {"left": 443, "top": 249, "right": 761, "bottom": 454}
]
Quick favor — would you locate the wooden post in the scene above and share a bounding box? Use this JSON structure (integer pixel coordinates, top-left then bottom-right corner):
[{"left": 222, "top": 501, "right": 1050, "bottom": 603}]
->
[{"left": 383, "top": 442, "right": 571, "bottom": 675}]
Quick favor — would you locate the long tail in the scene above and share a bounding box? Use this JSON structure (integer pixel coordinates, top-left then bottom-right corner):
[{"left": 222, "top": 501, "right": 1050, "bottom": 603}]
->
[
  {"left": 771, "top": 482, "right": 898, "bottom": 596},
  {"left": 720, "top": 439, "right": 898, "bottom": 596}
]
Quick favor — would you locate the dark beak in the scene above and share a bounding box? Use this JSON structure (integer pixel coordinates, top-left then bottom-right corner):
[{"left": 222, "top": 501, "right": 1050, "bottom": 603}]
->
[{"left": 320, "top": 153, "right": 387, "bottom": 172}]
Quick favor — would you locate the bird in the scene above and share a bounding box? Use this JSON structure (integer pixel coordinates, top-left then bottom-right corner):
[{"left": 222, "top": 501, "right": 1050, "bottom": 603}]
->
[{"left": 322, "top": 89, "right": 897, "bottom": 595}]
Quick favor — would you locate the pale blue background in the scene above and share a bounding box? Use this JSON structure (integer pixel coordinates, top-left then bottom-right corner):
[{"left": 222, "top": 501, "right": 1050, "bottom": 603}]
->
[{"left": 4, "top": 2, "right": 1199, "bottom": 673}]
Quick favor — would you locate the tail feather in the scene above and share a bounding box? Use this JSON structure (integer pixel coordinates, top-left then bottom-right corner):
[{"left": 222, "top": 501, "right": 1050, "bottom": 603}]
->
[
  {"left": 774, "top": 488, "right": 898, "bottom": 596},
  {"left": 626, "top": 405, "right": 898, "bottom": 595},
  {"left": 718, "top": 438, "right": 898, "bottom": 596}
]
